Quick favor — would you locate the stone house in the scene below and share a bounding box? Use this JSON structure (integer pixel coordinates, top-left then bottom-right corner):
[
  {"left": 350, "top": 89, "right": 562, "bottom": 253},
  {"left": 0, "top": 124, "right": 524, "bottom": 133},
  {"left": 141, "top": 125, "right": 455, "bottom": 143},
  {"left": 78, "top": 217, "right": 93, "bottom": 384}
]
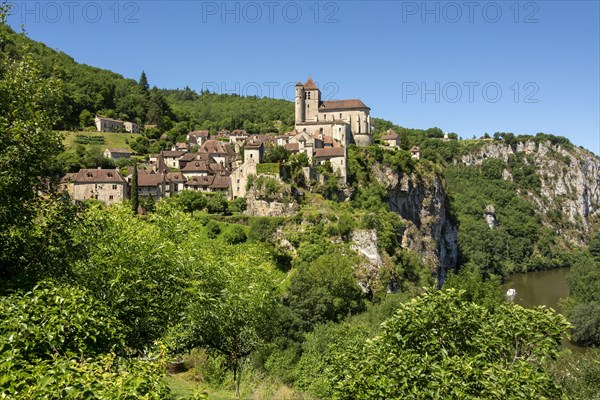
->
[
  {"left": 200, "top": 140, "right": 236, "bottom": 169},
  {"left": 243, "top": 141, "right": 264, "bottom": 164},
  {"left": 381, "top": 129, "right": 400, "bottom": 148},
  {"left": 104, "top": 148, "right": 133, "bottom": 160},
  {"left": 230, "top": 160, "right": 257, "bottom": 200},
  {"left": 166, "top": 172, "right": 187, "bottom": 196},
  {"left": 124, "top": 121, "right": 140, "bottom": 133},
  {"left": 187, "top": 130, "right": 209, "bottom": 146},
  {"left": 184, "top": 175, "right": 229, "bottom": 193},
  {"left": 181, "top": 160, "right": 212, "bottom": 178},
  {"left": 136, "top": 171, "right": 166, "bottom": 200},
  {"left": 72, "top": 168, "right": 128, "bottom": 204},
  {"left": 95, "top": 116, "right": 125, "bottom": 132},
  {"left": 95, "top": 116, "right": 138, "bottom": 133},
  {"left": 172, "top": 142, "right": 189, "bottom": 152},
  {"left": 410, "top": 146, "right": 422, "bottom": 160},
  {"left": 160, "top": 150, "right": 187, "bottom": 169},
  {"left": 314, "top": 147, "right": 347, "bottom": 183}
]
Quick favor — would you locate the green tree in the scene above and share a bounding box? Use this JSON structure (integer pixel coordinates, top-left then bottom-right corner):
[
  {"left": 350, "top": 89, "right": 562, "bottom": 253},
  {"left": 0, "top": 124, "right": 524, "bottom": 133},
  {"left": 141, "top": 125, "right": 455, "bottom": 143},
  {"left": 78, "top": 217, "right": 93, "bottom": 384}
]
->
[
  {"left": 139, "top": 70, "right": 149, "bottom": 93},
  {"left": 206, "top": 193, "right": 228, "bottom": 214},
  {"left": 177, "top": 190, "right": 206, "bottom": 216},
  {"left": 286, "top": 251, "right": 365, "bottom": 332},
  {"left": 330, "top": 289, "right": 570, "bottom": 399},
  {"left": 264, "top": 144, "right": 290, "bottom": 163},
  {"left": 131, "top": 165, "right": 139, "bottom": 213},
  {"left": 79, "top": 109, "right": 94, "bottom": 129},
  {"left": 174, "top": 247, "right": 280, "bottom": 397},
  {"left": 589, "top": 230, "right": 600, "bottom": 262},
  {"left": 0, "top": 281, "right": 170, "bottom": 398},
  {"left": 0, "top": 8, "right": 83, "bottom": 289}
]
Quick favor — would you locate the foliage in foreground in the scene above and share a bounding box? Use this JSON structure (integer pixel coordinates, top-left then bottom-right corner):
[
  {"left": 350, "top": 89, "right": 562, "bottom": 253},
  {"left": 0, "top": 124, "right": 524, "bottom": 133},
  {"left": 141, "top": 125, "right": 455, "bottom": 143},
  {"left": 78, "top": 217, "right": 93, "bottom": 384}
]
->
[
  {"left": 0, "top": 282, "right": 170, "bottom": 399},
  {"left": 327, "top": 289, "right": 570, "bottom": 399}
]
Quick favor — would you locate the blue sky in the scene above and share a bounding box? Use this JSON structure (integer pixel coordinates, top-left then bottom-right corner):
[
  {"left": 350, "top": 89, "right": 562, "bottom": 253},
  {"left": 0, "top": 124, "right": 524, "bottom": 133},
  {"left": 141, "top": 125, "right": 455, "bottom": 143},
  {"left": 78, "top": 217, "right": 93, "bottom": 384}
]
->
[{"left": 6, "top": 0, "right": 600, "bottom": 153}]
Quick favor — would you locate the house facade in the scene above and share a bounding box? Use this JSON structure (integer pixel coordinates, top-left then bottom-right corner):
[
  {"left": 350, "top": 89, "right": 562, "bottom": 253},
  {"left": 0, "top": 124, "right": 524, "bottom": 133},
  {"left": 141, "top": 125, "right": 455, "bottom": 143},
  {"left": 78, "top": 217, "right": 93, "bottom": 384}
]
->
[
  {"left": 72, "top": 169, "right": 128, "bottom": 204},
  {"left": 95, "top": 116, "right": 139, "bottom": 133},
  {"left": 104, "top": 148, "right": 133, "bottom": 159}
]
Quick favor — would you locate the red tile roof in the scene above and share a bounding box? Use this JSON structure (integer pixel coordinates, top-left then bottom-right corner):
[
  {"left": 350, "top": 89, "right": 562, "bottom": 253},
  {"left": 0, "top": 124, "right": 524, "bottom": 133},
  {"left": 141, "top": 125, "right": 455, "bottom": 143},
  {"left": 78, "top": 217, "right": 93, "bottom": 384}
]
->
[
  {"left": 304, "top": 77, "right": 318, "bottom": 90},
  {"left": 200, "top": 140, "right": 229, "bottom": 155},
  {"left": 210, "top": 175, "right": 230, "bottom": 189},
  {"left": 186, "top": 175, "right": 214, "bottom": 187},
  {"left": 244, "top": 141, "right": 263, "bottom": 149},
  {"left": 284, "top": 143, "right": 299, "bottom": 152},
  {"left": 181, "top": 160, "right": 210, "bottom": 173},
  {"left": 381, "top": 129, "right": 399, "bottom": 140},
  {"left": 314, "top": 148, "right": 345, "bottom": 158},
  {"left": 137, "top": 173, "right": 165, "bottom": 187},
  {"left": 161, "top": 150, "right": 187, "bottom": 157},
  {"left": 320, "top": 99, "right": 370, "bottom": 110},
  {"left": 166, "top": 172, "right": 186, "bottom": 183},
  {"left": 59, "top": 173, "right": 76, "bottom": 184},
  {"left": 74, "top": 169, "right": 126, "bottom": 184}
]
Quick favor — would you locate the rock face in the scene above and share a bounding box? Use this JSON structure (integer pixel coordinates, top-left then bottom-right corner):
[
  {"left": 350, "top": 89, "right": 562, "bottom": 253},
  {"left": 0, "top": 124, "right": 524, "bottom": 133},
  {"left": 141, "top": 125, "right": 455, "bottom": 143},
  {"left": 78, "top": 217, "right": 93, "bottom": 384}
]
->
[
  {"left": 373, "top": 165, "right": 459, "bottom": 285},
  {"left": 484, "top": 205, "right": 498, "bottom": 229},
  {"left": 244, "top": 187, "right": 300, "bottom": 217},
  {"left": 350, "top": 230, "right": 383, "bottom": 268},
  {"left": 459, "top": 140, "right": 600, "bottom": 241},
  {"left": 245, "top": 198, "right": 299, "bottom": 217}
]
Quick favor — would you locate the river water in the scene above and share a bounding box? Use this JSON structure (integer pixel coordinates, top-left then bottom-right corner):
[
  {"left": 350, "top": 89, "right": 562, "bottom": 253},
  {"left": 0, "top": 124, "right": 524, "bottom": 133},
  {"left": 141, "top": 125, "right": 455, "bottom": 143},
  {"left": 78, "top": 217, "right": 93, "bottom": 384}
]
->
[{"left": 502, "top": 268, "right": 584, "bottom": 351}]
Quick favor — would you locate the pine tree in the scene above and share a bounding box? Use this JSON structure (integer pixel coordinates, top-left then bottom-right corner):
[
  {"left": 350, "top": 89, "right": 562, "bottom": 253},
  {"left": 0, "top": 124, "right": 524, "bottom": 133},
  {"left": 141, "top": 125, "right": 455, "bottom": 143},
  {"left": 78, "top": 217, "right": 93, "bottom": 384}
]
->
[
  {"left": 139, "top": 71, "right": 149, "bottom": 93},
  {"left": 131, "top": 165, "right": 139, "bottom": 214}
]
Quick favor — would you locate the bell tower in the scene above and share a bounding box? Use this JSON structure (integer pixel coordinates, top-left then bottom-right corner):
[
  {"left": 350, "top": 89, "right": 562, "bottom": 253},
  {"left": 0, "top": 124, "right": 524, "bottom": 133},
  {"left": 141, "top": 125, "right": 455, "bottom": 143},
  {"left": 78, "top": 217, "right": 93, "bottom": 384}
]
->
[
  {"left": 295, "top": 82, "right": 305, "bottom": 123},
  {"left": 303, "top": 77, "right": 320, "bottom": 122}
]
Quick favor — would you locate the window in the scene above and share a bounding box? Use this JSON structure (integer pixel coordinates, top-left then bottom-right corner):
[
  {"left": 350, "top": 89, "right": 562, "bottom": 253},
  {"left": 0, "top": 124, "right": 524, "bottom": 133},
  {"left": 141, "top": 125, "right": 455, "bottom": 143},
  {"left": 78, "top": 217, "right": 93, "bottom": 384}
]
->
[
  {"left": 112, "top": 184, "right": 117, "bottom": 190},
  {"left": 307, "top": 92, "right": 311, "bottom": 99},
  {"left": 109, "top": 195, "right": 114, "bottom": 200},
  {"left": 339, "top": 113, "right": 342, "bottom": 119}
]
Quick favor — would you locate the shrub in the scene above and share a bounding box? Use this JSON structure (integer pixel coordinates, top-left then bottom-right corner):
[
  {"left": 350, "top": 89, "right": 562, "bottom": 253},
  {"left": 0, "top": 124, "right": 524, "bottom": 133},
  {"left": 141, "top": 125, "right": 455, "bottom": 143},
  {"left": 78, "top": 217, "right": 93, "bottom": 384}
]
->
[
  {"left": 206, "top": 220, "right": 221, "bottom": 239},
  {"left": 222, "top": 225, "right": 247, "bottom": 244}
]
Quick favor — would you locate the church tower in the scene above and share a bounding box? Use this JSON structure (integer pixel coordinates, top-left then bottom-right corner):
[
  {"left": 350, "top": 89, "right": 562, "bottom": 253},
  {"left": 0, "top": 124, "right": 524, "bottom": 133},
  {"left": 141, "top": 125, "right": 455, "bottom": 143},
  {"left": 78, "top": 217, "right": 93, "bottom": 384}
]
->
[
  {"left": 295, "top": 82, "right": 305, "bottom": 123},
  {"left": 303, "top": 77, "right": 320, "bottom": 122}
]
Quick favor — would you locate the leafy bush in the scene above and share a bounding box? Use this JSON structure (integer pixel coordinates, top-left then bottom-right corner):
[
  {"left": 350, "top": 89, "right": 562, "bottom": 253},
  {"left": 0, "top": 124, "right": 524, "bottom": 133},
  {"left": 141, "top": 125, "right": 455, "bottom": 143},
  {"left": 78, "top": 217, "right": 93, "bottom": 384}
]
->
[
  {"left": 329, "top": 289, "right": 570, "bottom": 399},
  {"left": 228, "top": 197, "right": 247, "bottom": 213},
  {"left": 0, "top": 282, "right": 170, "bottom": 398},
  {"left": 248, "top": 217, "right": 283, "bottom": 243},
  {"left": 286, "top": 251, "right": 366, "bottom": 332},
  {"left": 222, "top": 225, "right": 247, "bottom": 244},
  {"left": 205, "top": 220, "right": 221, "bottom": 239}
]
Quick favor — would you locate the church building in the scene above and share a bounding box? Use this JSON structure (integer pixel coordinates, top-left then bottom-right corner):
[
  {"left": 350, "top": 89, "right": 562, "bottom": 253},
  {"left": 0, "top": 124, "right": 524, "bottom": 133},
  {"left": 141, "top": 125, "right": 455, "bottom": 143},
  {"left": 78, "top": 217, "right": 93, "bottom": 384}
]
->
[{"left": 294, "top": 77, "right": 373, "bottom": 147}]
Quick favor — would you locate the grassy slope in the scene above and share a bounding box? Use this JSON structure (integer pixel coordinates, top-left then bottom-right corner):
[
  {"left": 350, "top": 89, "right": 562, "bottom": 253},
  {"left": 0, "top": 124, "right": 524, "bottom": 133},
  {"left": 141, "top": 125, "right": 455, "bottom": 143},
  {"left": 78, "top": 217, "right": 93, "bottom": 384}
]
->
[{"left": 61, "top": 131, "right": 140, "bottom": 151}]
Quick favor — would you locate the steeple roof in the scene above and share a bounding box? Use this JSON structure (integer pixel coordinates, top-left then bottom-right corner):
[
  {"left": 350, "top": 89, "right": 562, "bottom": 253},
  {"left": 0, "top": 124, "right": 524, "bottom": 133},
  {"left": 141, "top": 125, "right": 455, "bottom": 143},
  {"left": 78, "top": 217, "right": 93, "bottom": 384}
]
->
[{"left": 304, "top": 77, "right": 318, "bottom": 90}]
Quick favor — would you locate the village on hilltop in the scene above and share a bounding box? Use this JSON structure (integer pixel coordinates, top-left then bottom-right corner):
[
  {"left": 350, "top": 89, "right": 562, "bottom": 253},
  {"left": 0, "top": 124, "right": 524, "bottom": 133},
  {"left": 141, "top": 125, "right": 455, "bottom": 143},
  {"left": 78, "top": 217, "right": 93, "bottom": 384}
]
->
[{"left": 60, "top": 78, "right": 426, "bottom": 205}]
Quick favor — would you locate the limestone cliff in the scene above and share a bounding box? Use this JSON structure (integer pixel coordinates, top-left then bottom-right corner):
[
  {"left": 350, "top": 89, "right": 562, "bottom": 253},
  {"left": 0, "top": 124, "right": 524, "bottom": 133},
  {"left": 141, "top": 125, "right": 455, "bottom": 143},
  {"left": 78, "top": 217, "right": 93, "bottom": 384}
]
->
[
  {"left": 372, "top": 165, "right": 459, "bottom": 284},
  {"left": 458, "top": 140, "right": 600, "bottom": 243}
]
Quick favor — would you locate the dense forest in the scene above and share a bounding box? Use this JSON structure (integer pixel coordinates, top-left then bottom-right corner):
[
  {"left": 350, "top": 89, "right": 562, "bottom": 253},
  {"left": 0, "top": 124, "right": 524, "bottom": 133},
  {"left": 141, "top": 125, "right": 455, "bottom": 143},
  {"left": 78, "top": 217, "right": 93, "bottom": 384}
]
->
[{"left": 2, "top": 7, "right": 600, "bottom": 399}]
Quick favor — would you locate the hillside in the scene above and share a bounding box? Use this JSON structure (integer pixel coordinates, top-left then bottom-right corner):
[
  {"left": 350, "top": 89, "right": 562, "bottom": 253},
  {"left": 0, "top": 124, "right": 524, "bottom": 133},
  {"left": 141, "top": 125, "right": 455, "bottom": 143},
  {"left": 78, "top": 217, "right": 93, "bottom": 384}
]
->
[
  {"left": 3, "top": 11, "right": 600, "bottom": 398},
  {"left": 0, "top": 24, "right": 294, "bottom": 136}
]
